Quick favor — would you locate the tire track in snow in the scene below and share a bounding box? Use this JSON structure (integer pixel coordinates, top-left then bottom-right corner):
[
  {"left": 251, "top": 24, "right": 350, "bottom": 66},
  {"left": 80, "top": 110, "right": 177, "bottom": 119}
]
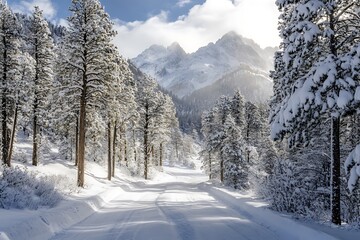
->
[{"left": 155, "top": 183, "right": 196, "bottom": 240}]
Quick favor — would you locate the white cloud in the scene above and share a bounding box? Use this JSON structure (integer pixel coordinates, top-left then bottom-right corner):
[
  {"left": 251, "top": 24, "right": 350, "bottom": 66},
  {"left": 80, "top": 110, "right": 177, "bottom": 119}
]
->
[
  {"left": 58, "top": 18, "right": 69, "bottom": 28},
  {"left": 177, "top": 0, "right": 192, "bottom": 8},
  {"left": 113, "top": 0, "right": 281, "bottom": 58},
  {"left": 11, "top": 0, "right": 56, "bottom": 19}
]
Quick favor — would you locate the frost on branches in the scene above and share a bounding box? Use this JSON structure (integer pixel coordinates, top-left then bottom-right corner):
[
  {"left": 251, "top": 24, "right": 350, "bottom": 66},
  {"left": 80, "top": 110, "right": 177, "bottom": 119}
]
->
[{"left": 345, "top": 144, "right": 360, "bottom": 193}]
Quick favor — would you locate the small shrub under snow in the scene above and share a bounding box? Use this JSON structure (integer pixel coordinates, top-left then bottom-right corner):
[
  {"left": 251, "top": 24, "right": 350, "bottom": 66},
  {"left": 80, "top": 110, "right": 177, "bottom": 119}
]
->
[{"left": 0, "top": 166, "right": 62, "bottom": 210}]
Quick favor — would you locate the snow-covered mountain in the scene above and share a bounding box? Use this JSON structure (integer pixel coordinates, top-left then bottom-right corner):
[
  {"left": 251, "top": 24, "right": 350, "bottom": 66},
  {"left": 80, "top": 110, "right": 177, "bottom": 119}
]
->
[
  {"left": 132, "top": 31, "right": 275, "bottom": 98},
  {"left": 184, "top": 64, "right": 273, "bottom": 110}
]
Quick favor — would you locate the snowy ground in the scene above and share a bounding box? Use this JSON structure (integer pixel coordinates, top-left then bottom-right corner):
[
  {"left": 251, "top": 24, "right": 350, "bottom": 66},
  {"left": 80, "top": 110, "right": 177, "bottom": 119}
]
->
[{"left": 1, "top": 144, "right": 360, "bottom": 240}]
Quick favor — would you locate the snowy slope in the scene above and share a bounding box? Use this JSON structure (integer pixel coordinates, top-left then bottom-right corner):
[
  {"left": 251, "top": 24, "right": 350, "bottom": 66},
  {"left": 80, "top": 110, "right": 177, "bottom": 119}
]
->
[
  {"left": 184, "top": 64, "right": 273, "bottom": 111},
  {"left": 132, "top": 31, "right": 275, "bottom": 98}
]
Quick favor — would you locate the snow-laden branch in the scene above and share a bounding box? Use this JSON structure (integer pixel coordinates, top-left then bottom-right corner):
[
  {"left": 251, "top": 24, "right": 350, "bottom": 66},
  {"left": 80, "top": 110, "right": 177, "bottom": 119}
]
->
[{"left": 345, "top": 144, "right": 360, "bottom": 193}]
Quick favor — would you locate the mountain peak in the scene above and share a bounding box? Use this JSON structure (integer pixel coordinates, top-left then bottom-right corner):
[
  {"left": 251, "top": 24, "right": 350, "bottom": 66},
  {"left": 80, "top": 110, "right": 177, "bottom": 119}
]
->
[
  {"left": 168, "top": 42, "right": 181, "bottom": 50},
  {"left": 167, "top": 42, "right": 186, "bottom": 55},
  {"left": 223, "top": 31, "right": 241, "bottom": 38},
  {"left": 217, "top": 31, "right": 244, "bottom": 45},
  {"left": 146, "top": 44, "right": 167, "bottom": 53}
]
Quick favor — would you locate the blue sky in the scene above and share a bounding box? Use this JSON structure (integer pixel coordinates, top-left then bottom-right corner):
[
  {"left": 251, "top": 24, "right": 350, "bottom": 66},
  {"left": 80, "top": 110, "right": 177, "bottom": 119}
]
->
[
  {"left": 8, "top": 0, "right": 205, "bottom": 22},
  {"left": 7, "top": 0, "right": 280, "bottom": 58}
]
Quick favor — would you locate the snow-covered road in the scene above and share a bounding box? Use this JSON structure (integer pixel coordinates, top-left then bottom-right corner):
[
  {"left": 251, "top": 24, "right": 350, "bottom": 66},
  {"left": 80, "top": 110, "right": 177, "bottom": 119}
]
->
[{"left": 50, "top": 166, "right": 339, "bottom": 240}]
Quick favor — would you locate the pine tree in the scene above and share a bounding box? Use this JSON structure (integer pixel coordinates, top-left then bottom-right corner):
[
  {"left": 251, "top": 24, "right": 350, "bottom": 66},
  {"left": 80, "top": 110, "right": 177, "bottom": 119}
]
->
[
  {"left": 60, "top": 0, "right": 116, "bottom": 187},
  {"left": 270, "top": 0, "right": 360, "bottom": 225},
  {"left": 231, "top": 90, "right": 246, "bottom": 128},
  {"left": 154, "top": 95, "right": 178, "bottom": 166},
  {"left": 28, "top": 6, "right": 54, "bottom": 166},
  {"left": 244, "top": 101, "right": 262, "bottom": 162},
  {"left": 0, "top": 3, "right": 22, "bottom": 166},
  {"left": 106, "top": 54, "right": 135, "bottom": 179},
  {"left": 222, "top": 115, "right": 248, "bottom": 189},
  {"left": 136, "top": 77, "right": 165, "bottom": 179},
  {"left": 214, "top": 96, "right": 232, "bottom": 182},
  {"left": 200, "top": 110, "right": 217, "bottom": 179},
  {"left": 113, "top": 59, "right": 137, "bottom": 173}
]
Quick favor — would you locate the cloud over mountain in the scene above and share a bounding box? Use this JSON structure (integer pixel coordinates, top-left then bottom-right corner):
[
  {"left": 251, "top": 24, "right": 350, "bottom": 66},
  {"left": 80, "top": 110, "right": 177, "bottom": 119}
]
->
[{"left": 113, "top": 0, "right": 280, "bottom": 58}]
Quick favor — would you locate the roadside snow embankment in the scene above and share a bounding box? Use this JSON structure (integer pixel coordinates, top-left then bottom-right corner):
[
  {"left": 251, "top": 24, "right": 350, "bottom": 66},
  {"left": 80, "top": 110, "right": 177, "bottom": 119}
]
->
[
  {"left": 0, "top": 160, "right": 134, "bottom": 240},
  {"left": 0, "top": 185, "right": 123, "bottom": 240},
  {"left": 199, "top": 182, "right": 339, "bottom": 240}
]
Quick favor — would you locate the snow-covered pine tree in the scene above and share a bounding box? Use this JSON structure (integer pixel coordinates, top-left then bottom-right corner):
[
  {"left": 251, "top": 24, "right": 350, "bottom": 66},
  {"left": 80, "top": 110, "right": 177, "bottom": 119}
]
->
[
  {"left": 7, "top": 53, "right": 35, "bottom": 163},
  {"left": 0, "top": 3, "right": 22, "bottom": 166},
  {"left": 169, "top": 127, "right": 183, "bottom": 166},
  {"left": 28, "top": 6, "right": 54, "bottom": 166},
  {"left": 153, "top": 95, "right": 178, "bottom": 167},
  {"left": 60, "top": 0, "right": 117, "bottom": 187},
  {"left": 136, "top": 77, "right": 166, "bottom": 179},
  {"left": 214, "top": 96, "right": 232, "bottom": 183},
  {"left": 222, "top": 114, "right": 248, "bottom": 189},
  {"left": 231, "top": 90, "right": 246, "bottom": 128},
  {"left": 105, "top": 54, "right": 136, "bottom": 179},
  {"left": 103, "top": 47, "right": 120, "bottom": 181},
  {"left": 200, "top": 110, "right": 217, "bottom": 179},
  {"left": 271, "top": 0, "right": 360, "bottom": 225},
  {"left": 244, "top": 101, "right": 262, "bottom": 162}
]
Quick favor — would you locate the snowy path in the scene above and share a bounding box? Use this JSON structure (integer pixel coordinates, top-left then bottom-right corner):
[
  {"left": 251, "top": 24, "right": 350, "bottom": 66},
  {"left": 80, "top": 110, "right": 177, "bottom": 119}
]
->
[{"left": 50, "top": 165, "right": 340, "bottom": 240}]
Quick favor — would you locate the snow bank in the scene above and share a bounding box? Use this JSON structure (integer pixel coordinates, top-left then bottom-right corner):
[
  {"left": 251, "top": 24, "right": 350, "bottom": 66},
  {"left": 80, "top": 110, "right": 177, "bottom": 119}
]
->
[
  {"left": 0, "top": 156, "right": 133, "bottom": 240},
  {"left": 0, "top": 185, "right": 123, "bottom": 240},
  {"left": 199, "top": 183, "right": 339, "bottom": 240}
]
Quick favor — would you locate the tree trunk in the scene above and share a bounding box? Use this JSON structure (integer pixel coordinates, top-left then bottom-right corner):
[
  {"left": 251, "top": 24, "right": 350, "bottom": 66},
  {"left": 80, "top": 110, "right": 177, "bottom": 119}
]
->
[
  {"left": 174, "top": 140, "right": 179, "bottom": 162},
  {"left": 246, "top": 118, "right": 250, "bottom": 163},
  {"left": 1, "top": 26, "right": 8, "bottom": 166},
  {"left": 6, "top": 106, "right": 18, "bottom": 167},
  {"left": 75, "top": 116, "right": 79, "bottom": 166},
  {"left": 32, "top": 101, "right": 38, "bottom": 166},
  {"left": 32, "top": 37, "right": 39, "bottom": 167},
  {"left": 329, "top": 10, "right": 341, "bottom": 225},
  {"left": 107, "top": 121, "right": 112, "bottom": 181},
  {"left": 112, "top": 122, "right": 117, "bottom": 177},
  {"left": 124, "top": 139, "right": 128, "bottom": 167},
  {"left": 69, "top": 131, "right": 72, "bottom": 162},
  {"left": 159, "top": 142, "right": 163, "bottom": 167},
  {"left": 133, "top": 129, "right": 137, "bottom": 163},
  {"left": 151, "top": 145, "right": 156, "bottom": 166},
  {"left": 144, "top": 104, "right": 149, "bottom": 179},
  {"left": 77, "top": 90, "right": 86, "bottom": 188},
  {"left": 119, "top": 125, "right": 123, "bottom": 164},
  {"left": 331, "top": 116, "right": 341, "bottom": 225},
  {"left": 209, "top": 152, "right": 212, "bottom": 180},
  {"left": 220, "top": 159, "right": 224, "bottom": 183},
  {"left": 144, "top": 131, "right": 148, "bottom": 179}
]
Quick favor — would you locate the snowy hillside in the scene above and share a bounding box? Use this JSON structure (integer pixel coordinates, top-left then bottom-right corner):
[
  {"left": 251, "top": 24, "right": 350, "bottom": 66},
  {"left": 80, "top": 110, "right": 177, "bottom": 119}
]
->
[
  {"left": 132, "top": 31, "right": 275, "bottom": 98},
  {"left": 184, "top": 64, "right": 273, "bottom": 111}
]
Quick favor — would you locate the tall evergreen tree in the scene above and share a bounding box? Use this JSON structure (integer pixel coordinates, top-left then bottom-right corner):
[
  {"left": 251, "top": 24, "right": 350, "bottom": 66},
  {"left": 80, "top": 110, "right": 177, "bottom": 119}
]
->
[
  {"left": 60, "top": 0, "right": 116, "bottom": 187},
  {"left": 270, "top": 0, "right": 360, "bottom": 225},
  {"left": 105, "top": 54, "right": 135, "bottom": 179},
  {"left": 200, "top": 110, "right": 217, "bottom": 179},
  {"left": 28, "top": 6, "right": 54, "bottom": 166},
  {"left": 222, "top": 115, "right": 247, "bottom": 189},
  {"left": 244, "top": 101, "right": 262, "bottom": 162},
  {"left": 0, "top": 3, "right": 22, "bottom": 166},
  {"left": 137, "top": 77, "right": 163, "bottom": 179},
  {"left": 231, "top": 90, "right": 246, "bottom": 128}
]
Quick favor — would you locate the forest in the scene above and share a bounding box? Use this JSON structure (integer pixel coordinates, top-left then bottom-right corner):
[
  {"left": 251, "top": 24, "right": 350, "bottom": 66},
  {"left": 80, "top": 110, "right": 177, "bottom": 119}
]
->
[
  {"left": 0, "top": 0, "right": 359, "bottom": 234},
  {"left": 200, "top": 0, "right": 360, "bottom": 226},
  {"left": 0, "top": 0, "right": 194, "bottom": 191}
]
